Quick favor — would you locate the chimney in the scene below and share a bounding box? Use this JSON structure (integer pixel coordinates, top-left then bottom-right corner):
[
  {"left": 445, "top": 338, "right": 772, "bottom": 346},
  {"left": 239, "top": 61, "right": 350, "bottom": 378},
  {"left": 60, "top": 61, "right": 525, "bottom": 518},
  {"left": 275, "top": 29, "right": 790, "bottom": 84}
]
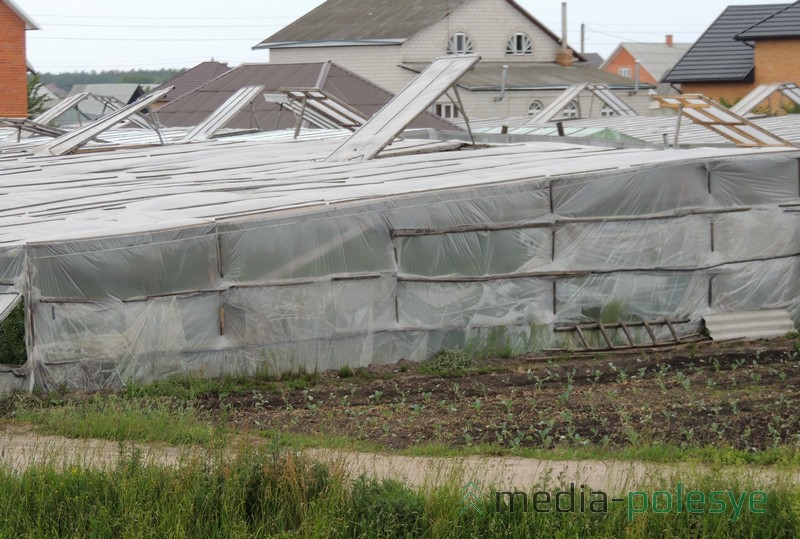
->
[
  {"left": 666, "top": 34, "right": 673, "bottom": 47},
  {"left": 556, "top": 2, "right": 574, "bottom": 66}
]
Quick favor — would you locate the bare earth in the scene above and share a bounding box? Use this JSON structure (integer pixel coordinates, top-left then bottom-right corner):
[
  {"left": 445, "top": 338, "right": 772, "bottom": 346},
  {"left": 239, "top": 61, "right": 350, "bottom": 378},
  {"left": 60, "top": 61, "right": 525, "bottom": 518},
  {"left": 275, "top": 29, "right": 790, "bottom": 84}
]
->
[{"left": 1, "top": 424, "right": 797, "bottom": 493}]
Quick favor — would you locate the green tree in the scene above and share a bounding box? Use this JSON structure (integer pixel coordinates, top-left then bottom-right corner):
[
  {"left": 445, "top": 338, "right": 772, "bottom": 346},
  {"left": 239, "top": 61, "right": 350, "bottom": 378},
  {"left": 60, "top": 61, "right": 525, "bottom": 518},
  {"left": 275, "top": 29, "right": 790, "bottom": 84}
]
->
[{"left": 26, "top": 74, "right": 51, "bottom": 119}]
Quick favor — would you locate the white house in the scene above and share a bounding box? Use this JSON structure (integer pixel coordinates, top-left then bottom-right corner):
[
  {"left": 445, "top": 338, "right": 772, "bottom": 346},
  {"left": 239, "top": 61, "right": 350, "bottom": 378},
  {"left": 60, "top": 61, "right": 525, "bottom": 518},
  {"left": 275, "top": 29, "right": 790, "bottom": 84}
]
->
[{"left": 254, "top": 0, "right": 659, "bottom": 120}]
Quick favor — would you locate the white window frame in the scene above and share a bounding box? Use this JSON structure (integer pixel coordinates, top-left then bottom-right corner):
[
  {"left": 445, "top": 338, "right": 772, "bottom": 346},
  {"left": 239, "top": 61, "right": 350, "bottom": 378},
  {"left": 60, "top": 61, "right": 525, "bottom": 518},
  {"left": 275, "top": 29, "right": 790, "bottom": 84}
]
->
[
  {"left": 618, "top": 67, "right": 631, "bottom": 78},
  {"left": 506, "top": 33, "right": 533, "bottom": 55},
  {"left": 528, "top": 100, "right": 544, "bottom": 116},
  {"left": 434, "top": 102, "right": 459, "bottom": 118},
  {"left": 562, "top": 100, "right": 580, "bottom": 119},
  {"left": 447, "top": 32, "right": 474, "bottom": 55},
  {"left": 600, "top": 104, "right": 617, "bottom": 117}
]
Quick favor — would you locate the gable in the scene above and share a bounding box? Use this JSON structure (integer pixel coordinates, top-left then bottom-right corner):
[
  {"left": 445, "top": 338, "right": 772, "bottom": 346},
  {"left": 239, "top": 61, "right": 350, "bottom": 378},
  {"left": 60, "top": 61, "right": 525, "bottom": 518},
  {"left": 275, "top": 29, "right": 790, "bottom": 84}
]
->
[{"left": 662, "top": 3, "right": 788, "bottom": 83}]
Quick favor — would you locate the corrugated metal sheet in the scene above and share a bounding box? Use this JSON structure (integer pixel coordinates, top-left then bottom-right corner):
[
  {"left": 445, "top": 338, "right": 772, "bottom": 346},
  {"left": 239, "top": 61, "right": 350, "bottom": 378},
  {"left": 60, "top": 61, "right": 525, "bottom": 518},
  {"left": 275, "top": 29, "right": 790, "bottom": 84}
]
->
[
  {"left": 663, "top": 4, "right": 788, "bottom": 83},
  {"left": 704, "top": 309, "right": 794, "bottom": 341},
  {"left": 737, "top": 2, "right": 800, "bottom": 39},
  {"left": 155, "top": 62, "right": 457, "bottom": 132}
]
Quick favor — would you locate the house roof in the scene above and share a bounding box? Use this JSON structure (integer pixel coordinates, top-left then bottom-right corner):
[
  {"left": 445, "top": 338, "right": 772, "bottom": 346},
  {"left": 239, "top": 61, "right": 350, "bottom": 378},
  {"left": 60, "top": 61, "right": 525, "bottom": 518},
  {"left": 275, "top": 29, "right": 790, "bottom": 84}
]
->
[
  {"left": 601, "top": 43, "right": 692, "bottom": 81},
  {"left": 662, "top": 3, "right": 788, "bottom": 83},
  {"left": 153, "top": 61, "right": 232, "bottom": 102},
  {"left": 253, "top": 0, "right": 582, "bottom": 60},
  {"left": 255, "top": 0, "right": 468, "bottom": 47},
  {"left": 737, "top": 1, "right": 800, "bottom": 40},
  {"left": 581, "top": 53, "right": 604, "bottom": 68},
  {"left": 62, "top": 84, "right": 146, "bottom": 122},
  {"left": 155, "top": 62, "right": 458, "bottom": 132},
  {"left": 4, "top": 0, "right": 39, "bottom": 30},
  {"left": 401, "top": 61, "right": 651, "bottom": 90}
]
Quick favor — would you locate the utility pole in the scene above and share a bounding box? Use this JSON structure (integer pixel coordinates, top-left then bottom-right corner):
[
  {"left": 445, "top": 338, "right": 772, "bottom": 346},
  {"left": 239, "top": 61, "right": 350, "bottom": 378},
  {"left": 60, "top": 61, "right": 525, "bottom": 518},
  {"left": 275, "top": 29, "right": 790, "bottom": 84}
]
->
[{"left": 581, "top": 23, "right": 585, "bottom": 54}]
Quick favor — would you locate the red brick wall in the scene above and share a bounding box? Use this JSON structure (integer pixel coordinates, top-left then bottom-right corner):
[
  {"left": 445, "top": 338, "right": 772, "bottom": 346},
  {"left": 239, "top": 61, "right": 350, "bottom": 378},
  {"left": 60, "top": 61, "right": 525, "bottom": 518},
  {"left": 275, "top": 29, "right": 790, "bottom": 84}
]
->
[
  {"left": 680, "top": 82, "right": 757, "bottom": 105},
  {"left": 602, "top": 47, "right": 658, "bottom": 85},
  {"left": 0, "top": 1, "right": 28, "bottom": 117}
]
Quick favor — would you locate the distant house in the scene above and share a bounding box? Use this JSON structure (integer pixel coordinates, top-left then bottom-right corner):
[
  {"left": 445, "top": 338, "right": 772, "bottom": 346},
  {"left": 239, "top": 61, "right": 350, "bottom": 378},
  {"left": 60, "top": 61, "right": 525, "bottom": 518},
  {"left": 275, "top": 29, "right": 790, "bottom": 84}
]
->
[
  {"left": 155, "top": 62, "right": 456, "bottom": 132},
  {"left": 601, "top": 36, "right": 691, "bottom": 85},
  {"left": 0, "top": 0, "right": 39, "bottom": 117},
  {"left": 150, "top": 61, "right": 231, "bottom": 111},
  {"left": 253, "top": 0, "right": 656, "bottom": 120},
  {"left": 663, "top": 2, "right": 800, "bottom": 110}
]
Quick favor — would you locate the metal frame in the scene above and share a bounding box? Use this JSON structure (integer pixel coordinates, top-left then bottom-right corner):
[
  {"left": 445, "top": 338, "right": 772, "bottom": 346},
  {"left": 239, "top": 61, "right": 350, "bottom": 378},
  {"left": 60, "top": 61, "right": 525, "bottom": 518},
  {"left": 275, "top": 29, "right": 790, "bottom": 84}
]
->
[
  {"left": 182, "top": 86, "right": 265, "bottom": 142},
  {"left": 279, "top": 87, "right": 368, "bottom": 137},
  {"left": 654, "top": 94, "right": 795, "bottom": 148},
  {"left": 730, "top": 82, "right": 800, "bottom": 116},
  {"left": 34, "top": 86, "right": 173, "bottom": 157},
  {"left": 325, "top": 55, "right": 480, "bottom": 162}
]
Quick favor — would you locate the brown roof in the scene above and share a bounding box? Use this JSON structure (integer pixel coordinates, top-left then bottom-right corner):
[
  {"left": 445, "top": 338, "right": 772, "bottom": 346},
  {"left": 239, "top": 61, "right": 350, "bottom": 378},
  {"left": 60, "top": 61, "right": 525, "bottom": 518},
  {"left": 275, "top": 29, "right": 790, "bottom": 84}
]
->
[
  {"left": 154, "top": 61, "right": 231, "bottom": 102},
  {"left": 155, "top": 62, "right": 459, "bottom": 132}
]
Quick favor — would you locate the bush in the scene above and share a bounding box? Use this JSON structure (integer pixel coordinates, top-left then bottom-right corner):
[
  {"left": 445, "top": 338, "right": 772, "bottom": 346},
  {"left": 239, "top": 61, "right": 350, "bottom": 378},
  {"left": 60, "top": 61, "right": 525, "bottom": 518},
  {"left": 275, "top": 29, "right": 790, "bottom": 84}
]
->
[{"left": 0, "top": 301, "right": 26, "bottom": 365}]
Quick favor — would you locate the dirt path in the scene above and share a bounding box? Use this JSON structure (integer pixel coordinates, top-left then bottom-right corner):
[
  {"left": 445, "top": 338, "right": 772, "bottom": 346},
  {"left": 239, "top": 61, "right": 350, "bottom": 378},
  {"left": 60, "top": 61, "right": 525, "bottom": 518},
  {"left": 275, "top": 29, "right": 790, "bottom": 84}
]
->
[{"left": 1, "top": 424, "right": 797, "bottom": 493}]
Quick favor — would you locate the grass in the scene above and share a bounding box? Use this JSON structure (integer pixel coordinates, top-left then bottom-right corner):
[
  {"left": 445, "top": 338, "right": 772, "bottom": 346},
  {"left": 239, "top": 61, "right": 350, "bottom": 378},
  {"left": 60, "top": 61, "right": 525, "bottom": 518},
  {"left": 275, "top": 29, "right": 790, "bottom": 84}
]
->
[
  {"left": 0, "top": 443, "right": 796, "bottom": 538},
  {"left": 13, "top": 394, "right": 222, "bottom": 447}
]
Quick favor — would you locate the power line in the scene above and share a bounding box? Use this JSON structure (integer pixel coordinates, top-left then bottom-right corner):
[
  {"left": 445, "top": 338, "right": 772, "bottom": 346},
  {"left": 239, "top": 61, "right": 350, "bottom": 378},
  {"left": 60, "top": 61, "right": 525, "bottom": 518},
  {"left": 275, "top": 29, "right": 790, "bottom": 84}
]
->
[
  {"left": 30, "top": 36, "right": 263, "bottom": 42},
  {"left": 31, "top": 14, "right": 295, "bottom": 20},
  {"left": 35, "top": 23, "right": 276, "bottom": 29}
]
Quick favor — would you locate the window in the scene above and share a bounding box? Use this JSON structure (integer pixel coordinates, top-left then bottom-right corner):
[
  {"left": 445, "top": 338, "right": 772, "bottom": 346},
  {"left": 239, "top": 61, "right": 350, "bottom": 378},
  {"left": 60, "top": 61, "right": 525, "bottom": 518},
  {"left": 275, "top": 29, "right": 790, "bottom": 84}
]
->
[
  {"left": 562, "top": 100, "right": 579, "bottom": 118},
  {"left": 528, "top": 100, "right": 543, "bottom": 116},
  {"left": 600, "top": 104, "right": 617, "bottom": 117},
  {"left": 447, "top": 32, "right": 474, "bottom": 55},
  {"left": 618, "top": 67, "right": 631, "bottom": 78},
  {"left": 506, "top": 33, "right": 533, "bottom": 55},
  {"left": 434, "top": 103, "right": 459, "bottom": 118}
]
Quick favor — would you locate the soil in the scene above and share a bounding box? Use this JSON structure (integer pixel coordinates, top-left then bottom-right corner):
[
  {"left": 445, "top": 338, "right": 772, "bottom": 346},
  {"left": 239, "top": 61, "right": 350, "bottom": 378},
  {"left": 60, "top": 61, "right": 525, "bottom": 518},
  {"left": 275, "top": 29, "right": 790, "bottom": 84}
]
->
[{"left": 191, "top": 338, "right": 800, "bottom": 454}]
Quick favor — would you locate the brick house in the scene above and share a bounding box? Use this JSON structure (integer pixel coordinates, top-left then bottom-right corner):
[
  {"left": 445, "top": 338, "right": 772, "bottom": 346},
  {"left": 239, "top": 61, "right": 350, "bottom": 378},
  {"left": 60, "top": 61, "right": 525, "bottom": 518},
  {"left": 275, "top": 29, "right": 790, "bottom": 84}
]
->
[
  {"left": 0, "top": 0, "right": 38, "bottom": 117},
  {"left": 601, "top": 37, "right": 691, "bottom": 85},
  {"left": 253, "top": 0, "right": 655, "bottom": 120},
  {"left": 663, "top": 2, "right": 800, "bottom": 111}
]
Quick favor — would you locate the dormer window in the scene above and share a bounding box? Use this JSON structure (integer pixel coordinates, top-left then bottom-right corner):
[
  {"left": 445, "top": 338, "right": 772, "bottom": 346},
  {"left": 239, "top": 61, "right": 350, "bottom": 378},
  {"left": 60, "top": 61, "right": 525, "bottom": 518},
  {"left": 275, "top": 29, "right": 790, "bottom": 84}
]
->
[
  {"left": 506, "top": 33, "right": 533, "bottom": 55},
  {"left": 447, "top": 33, "right": 474, "bottom": 55}
]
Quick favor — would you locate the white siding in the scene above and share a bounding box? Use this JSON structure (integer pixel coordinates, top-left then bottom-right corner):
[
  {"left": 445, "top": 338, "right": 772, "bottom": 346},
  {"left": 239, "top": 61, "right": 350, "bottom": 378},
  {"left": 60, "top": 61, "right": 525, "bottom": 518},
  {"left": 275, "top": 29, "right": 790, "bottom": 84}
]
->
[{"left": 402, "top": 0, "right": 562, "bottom": 63}]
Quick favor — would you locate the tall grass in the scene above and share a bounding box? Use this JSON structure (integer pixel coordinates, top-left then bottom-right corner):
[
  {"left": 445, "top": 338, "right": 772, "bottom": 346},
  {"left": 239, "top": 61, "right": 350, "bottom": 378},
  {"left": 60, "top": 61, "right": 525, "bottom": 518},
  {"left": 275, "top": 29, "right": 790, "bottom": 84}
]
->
[{"left": 0, "top": 445, "right": 796, "bottom": 538}]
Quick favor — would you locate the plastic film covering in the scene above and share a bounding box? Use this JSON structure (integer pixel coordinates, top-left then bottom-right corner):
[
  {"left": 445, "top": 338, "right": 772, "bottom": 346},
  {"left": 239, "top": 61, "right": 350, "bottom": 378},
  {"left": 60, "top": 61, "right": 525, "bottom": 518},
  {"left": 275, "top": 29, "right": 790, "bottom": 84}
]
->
[
  {"left": 29, "top": 225, "right": 219, "bottom": 301},
  {"left": 11, "top": 148, "right": 800, "bottom": 391}
]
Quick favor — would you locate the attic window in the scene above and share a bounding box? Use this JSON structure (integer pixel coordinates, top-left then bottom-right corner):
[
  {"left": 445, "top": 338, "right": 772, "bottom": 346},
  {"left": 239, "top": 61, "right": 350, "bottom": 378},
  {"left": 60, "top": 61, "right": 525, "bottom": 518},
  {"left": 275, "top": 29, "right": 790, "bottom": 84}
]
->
[
  {"left": 528, "top": 100, "right": 543, "bottom": 116},
  {"left": 506, "top": 33, "right": 533, "bottom": 55},
  {"left": 562, "top": 100, "right": 580, "bottom": 118},
  {"left": 434, "top": 102, "right": 459, "bottom": 118},
  {"left": 447, "top": 33, "right": 474, "bottom": 55}
]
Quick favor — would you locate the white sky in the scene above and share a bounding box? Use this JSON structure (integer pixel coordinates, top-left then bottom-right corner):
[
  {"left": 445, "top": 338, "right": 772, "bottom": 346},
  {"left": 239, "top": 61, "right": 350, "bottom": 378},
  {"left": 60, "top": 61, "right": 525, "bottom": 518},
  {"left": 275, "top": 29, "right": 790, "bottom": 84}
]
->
[{"left": 21, "top": 0, "right": 788, "bottom": 73}]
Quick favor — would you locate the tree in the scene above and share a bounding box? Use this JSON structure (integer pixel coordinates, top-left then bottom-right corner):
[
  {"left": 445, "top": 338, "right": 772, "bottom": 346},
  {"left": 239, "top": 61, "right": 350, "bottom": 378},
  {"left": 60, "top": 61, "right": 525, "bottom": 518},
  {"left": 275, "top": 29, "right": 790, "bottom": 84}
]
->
[{"left": 27, "top": 74, "right": 52, "bottom": 119}]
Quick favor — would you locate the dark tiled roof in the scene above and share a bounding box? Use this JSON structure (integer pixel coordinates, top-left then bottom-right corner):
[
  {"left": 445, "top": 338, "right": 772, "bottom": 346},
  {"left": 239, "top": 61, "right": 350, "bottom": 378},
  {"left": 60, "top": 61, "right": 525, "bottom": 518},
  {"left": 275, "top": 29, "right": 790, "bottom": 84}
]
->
[
  {"left": 402, "top": 62, "right": 651, "bottom": 90},
  {"left": 153, "top": 61, "right": 231, "bottom": 102},
  {"left": 737, "top": 1, "right": 800, "bottom": 39},
  {"left": 155, "top": 62, "right": 458, "bottom": 132},
  {"left": 662, "top": 3, "right": 788, "bottom": 83},
  {"left": 255, "top": 0, "right": 468, "bottom": 47}
]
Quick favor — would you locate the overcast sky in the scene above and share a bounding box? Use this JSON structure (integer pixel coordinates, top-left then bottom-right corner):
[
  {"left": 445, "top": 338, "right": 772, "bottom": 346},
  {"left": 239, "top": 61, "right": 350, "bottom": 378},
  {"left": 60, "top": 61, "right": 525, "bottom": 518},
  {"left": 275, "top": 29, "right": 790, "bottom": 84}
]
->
[{"left": 22, "top": 0, "right": 788, "bottom": 73}]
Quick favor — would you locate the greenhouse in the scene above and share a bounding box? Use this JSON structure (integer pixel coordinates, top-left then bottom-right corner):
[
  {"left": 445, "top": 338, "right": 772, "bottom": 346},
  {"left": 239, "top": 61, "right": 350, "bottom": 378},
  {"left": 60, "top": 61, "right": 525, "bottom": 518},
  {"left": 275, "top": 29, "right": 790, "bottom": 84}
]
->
[{"left": 0, "top": 128, "right": 797, "bottom": 391}]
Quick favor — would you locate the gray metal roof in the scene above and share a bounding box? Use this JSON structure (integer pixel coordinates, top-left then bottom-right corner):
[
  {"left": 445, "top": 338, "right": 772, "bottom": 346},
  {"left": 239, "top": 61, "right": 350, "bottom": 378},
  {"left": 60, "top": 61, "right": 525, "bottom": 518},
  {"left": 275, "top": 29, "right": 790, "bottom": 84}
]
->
[
  {"left": 402, "top": 62, "right": 651, "bottom": 90},
  {"left": 153, "top": 61, "right": 231, "bottom": 102},
  {"left": 155, "top": 62, "right": 457, "bottom": 132},
  {"left": 255, "top": 0, "right": 468, "bottom": 47},
  {"left": 605, "top": 43, "right": 692, "bottom": 81},
  {"left": 662, "top": 3, "right": 788, "bottom": 83},
  {"left": 737, "top": 1, "right": 800, "bottom": 39}
]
